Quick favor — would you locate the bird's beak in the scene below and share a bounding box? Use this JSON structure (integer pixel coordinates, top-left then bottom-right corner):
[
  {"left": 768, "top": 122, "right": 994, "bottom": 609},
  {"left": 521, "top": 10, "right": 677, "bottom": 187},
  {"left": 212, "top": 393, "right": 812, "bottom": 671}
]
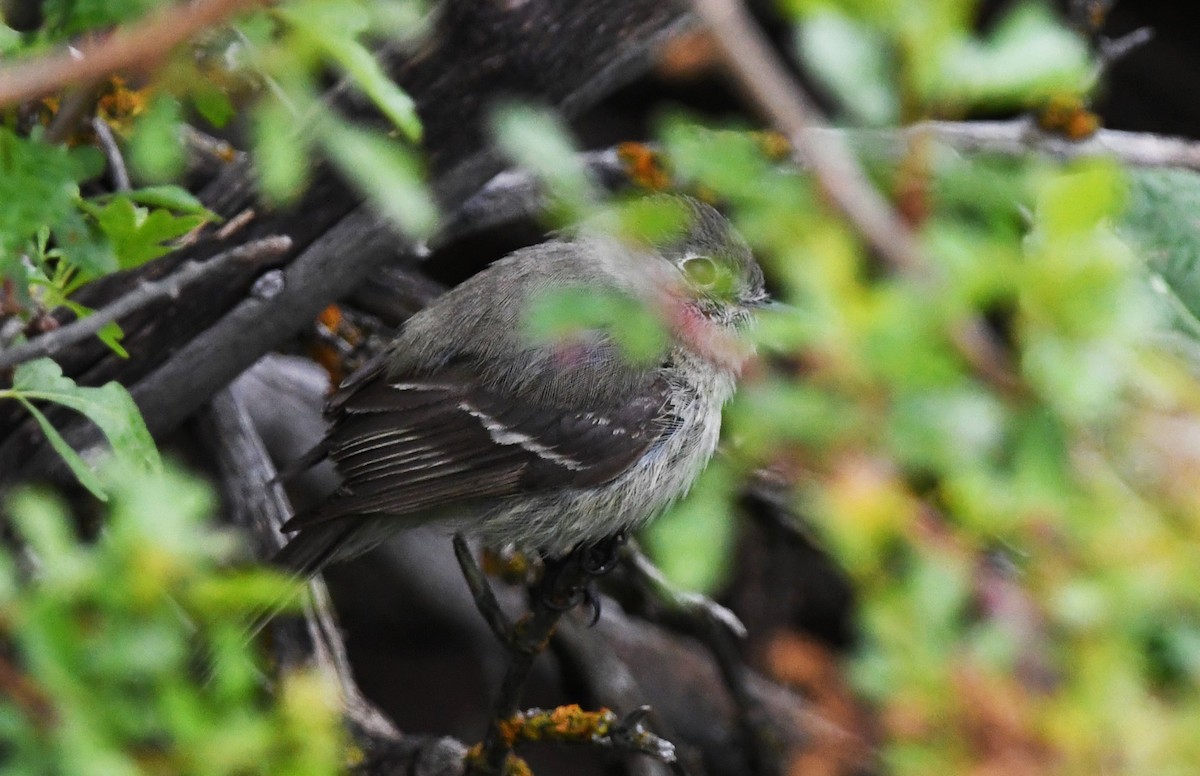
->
[{"left": 750, "top": 295, "right": 791, "bottom": 312}]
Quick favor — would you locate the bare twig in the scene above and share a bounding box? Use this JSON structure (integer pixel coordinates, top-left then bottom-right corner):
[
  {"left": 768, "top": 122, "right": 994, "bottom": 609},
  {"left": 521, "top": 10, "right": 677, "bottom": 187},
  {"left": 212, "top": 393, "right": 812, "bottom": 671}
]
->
[
  {"left": 0, "top": 0, "right": 263, "bottom": 107},
  {"left": 452, "top": 535, "right": 515, "bottom": 648},
  {"left": 44, "top": 86, "right": 100, "bottom": 144},
  {"left": 690, "top": 0, "right": 923, "bottom": 274},
  {"left": 686, "top": 0, "right": 1028, "bottom": 395},
  {"left": 0, "top": 235, "right": 291, "bottom": 372},
  {"left": 92, "top": 117, "right": 132, "bottom": 191},
  {"left": 620, "top": 542, "right": 746, "bottom": 640}
]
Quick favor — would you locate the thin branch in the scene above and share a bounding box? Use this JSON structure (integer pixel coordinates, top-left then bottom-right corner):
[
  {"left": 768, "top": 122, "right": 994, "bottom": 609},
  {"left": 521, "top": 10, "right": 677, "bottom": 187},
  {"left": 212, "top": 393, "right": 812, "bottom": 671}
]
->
[
  {"left": 452, "top": 535, "right": 515, "bottom": 648},
  {"left": 0, "top": 235, "right": 292, "bottom": 372},
  {"left": 690, "top": 0, "right": 923, "bottom": 274},
  {"left": 620, "top": 542, "right": 746, "bottom": 640},
  {"left": 92, "top": 116, "right": 132, "bottom": 191},
  {"left": 897, "top": 119, "right": 1200, "bottom": 171},
  {"left": 0, "top": 0, "right": 263, "bottom": 107}
]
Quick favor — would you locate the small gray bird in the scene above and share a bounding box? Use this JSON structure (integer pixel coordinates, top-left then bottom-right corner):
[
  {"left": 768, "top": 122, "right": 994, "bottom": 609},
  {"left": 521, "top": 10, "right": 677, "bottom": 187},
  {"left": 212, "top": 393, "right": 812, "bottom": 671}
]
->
[{"left": 277, "top": 197, "right": 766, "bottom": 575}]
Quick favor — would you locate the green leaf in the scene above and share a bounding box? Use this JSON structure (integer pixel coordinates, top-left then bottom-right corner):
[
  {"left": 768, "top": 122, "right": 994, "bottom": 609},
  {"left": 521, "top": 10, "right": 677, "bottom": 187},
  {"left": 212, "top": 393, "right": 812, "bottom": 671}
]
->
[
  {"left": 252, "top": 97, "right": 312, "bottom": 204},
  {"left": 492, "top": 104, "right": 598, "bottom": 222},
  {"left": 62, "top": 300, "right": 128, "bottom": 358},
  {"left": 279, "top": 6, "right": 422, "bottom": 141},
  {"left": 522, "top": 287, "right": 669, "bottom": 365},
  {"left": 6, "top": 359, "right": 162, "bottom": 495},
  {"left": 128, "top": 94, "right": 185, "bottom": 183},
  {"left": 0, "top": 128, "right": 87, "bottom": 255},
  {"left": 796, "top": 11, "right": 898, "bottom": 125},
  {"left": 51, "top": 206, "right": 117, "bottom": 278},
  {"left": 1121, "top": 168, "right": 1200, "bottom": 337},
  {"left": 921, "top": 2, "right": 1091, "bottom": 109},
  {"left": 642, "top": 463, "right": 737, "bottom": 594},
  {"left": 319, "top": 118, "right": 436, "bottom": 237},
  {"left": 84, "top": 196, "right": 205, "bottom": 270},
  {"left": 13, "top": 398, "right": 107, "bottom": 500},
  {"left": 118, "top": 185, "right": 214, "bottom": 217},
  {"left": 190, "top": 81, "right": 237, "bottom": 129}
]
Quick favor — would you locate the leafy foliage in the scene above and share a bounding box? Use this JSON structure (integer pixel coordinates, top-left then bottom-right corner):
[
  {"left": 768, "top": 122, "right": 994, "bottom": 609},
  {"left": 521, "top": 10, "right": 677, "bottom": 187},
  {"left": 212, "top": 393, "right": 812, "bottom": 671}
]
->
[
  {"left": 4, "top": 0, "right": 1200, "bottom": 773},
  {"left": 0, "top": 359, "right": 161, "bottom": 500},
  {"left": 0, "top": 464, "right": 341, "bottom": 776}
]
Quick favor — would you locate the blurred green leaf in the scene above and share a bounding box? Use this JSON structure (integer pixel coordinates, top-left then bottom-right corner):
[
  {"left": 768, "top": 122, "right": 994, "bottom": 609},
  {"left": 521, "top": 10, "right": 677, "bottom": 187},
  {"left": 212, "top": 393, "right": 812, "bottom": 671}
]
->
[
  {"left": 493, "top": 104, "right": 599, "bottom": 223},
  {"left": 0, "top": 129, "right": 90, "bottom": 256},
  {"left": 319, "top": 118, "right": 437, "bottom": 237},
  {"left": 0, "top": 463, "right": 343, "bottom": 774},
  {"left": 117, "top": 185, "right": 213, "bottom": 217},
  {"left": 280, "top": 4, "right": 422, "bottom": 141},
  {"left": 921, "top": 2, "right": 1091, "bottom": 110},
  {"left": 796, "top": 11, "right": 899, "bottom": 125},
  {"left": 128, "top": 94, "right": 186, "bottom": 183},
  {"left": 252, "top": 96, "right": 312, "bottom": 203},
  {"left": 1121, "top": 168, "right": 1200, "bottom": 338},
  {"left": 523, "top": 287, "right": 669, "bottom": 365},
  {"left": 643, "top": 463, "right": 737, "bottom": 593}
]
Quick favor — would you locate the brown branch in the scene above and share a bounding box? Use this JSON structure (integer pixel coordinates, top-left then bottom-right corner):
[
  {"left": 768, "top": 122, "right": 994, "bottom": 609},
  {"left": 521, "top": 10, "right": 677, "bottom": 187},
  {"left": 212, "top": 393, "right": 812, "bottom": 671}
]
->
[
  {"left": 0, "top": 0, "right": 263, "bottom": 107},
  {"left": 689, "top": 0, "right": 923, "bottom": 274}
]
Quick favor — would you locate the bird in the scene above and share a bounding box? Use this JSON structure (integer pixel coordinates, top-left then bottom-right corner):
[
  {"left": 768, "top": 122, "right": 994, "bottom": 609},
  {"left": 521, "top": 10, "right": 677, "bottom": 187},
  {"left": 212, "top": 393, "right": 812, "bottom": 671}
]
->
[{"left": 276, "top": 196, "right": 767, "bottom": 577}]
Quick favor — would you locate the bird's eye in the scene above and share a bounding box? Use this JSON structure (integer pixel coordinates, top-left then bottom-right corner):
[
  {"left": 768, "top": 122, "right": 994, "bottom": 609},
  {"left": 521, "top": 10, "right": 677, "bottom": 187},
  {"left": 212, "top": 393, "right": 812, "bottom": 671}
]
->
[{"left": 681, "top": 256, "right": 719, "bottom": 288}]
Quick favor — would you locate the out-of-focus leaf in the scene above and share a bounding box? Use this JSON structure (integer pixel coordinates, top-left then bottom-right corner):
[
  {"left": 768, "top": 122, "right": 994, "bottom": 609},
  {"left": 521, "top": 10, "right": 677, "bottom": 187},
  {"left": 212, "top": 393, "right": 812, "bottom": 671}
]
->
[
  {"left": 643, "top": 462, "right": 737, "bottom": 593},
  {"left": 523, "top": 287, "right": 669, "bottom": 365},
  {"left": 0, "top": 129, "right": 90, "bottom": 255},
  {"left": 191, "top": 80, "right": 237, "bottom": 128},
  {"left": 280, "top": 5, "right": 422, "bottom": 141},
  {"left": 118, "top": 185, "right": 213, "bottom": 217},
  {"left": 252, "top": 97, "right": 312, "bottom": 203},
  {"left": 493, "top": 104, "right": 599, "bottom": 222},
  {"left": 319, "top": 119, "right": 436, "bottom": 237},
  {"left": 796, "top": 11, "right": 898, "bottom": 125},
  {"left": 128, "top": 94, "right": 185, "bottom": 182},
  {"left": 921, "top": 2, "right": 1091, "bottom": 109},
  {"left": 1121, "top": 168, "right": 1200, "bottom": 339}
]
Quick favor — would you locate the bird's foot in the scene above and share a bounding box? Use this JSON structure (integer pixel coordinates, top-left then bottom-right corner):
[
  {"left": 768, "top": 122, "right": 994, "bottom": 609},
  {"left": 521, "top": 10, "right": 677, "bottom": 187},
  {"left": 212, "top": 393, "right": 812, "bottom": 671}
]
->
[{"left": 536, "top": 532, "right": 627, "bottom": 623}]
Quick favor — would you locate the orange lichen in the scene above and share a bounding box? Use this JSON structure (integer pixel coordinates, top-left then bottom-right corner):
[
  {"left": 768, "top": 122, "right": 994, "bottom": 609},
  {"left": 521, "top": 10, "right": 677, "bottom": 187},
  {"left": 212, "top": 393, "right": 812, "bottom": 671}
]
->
[
  {"left": 1036, "top": 95, "right": 1100, "bottom": 141},
  {"left": 500, "top": 705, "right": 616, "bottom": 745},
  {"left": 617, "top": 142, "right": 672, "bottom": 191},
  {"left": 96, "top": 76, "right": 151, "bottom": 134},
  {"left": 753, "top": 130, "right": 792, "bottom": 162}
]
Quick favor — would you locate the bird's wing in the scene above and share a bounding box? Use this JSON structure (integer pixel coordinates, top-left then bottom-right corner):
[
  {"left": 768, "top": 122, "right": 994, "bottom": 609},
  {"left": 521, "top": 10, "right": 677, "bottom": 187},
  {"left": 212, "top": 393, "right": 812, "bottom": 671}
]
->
[{"left": 281, "top": 356, "right": 672, "bottom": 532}]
